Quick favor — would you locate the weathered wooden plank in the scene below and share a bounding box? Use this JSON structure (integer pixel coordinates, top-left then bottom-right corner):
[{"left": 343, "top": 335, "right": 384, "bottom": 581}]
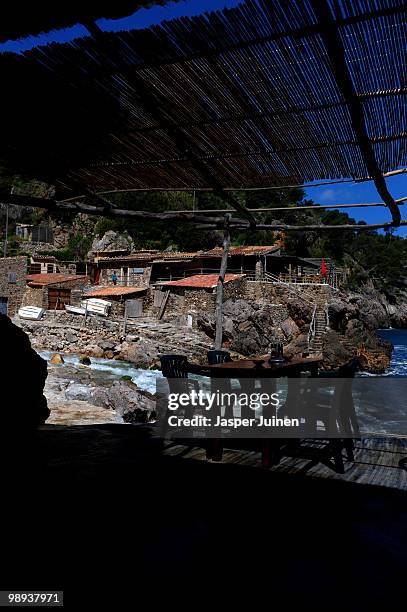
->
[{"left": 214, "top": 214, "right": 231, "bottom": 351}]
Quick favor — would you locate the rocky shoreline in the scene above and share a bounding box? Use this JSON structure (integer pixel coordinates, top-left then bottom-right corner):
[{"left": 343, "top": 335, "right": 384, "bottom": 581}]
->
[
  {"left": 44, "top": 360, "right": 156, "bottom": 426},
  {"left": 14, "top": 285, "right": 406, "bottom": 375},
  {"left": 10, "top": 282, "right": 406, "bottom": 428},
  {"left": 15, "top": 312, "right": 214, "bottom": 367}
]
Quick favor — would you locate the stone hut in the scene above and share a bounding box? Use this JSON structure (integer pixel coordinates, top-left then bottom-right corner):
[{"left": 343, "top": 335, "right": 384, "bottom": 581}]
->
[
  {"left": 83, "top": 286, "right": 148, "bottom": 317},
  {"left": 27, "top": 254, "right": 59, "bottom": 275},
  {"left": 23, "top": 273, "right": 89, "bottom": 310},
  {"left": 0, "top": 256, "right": 28, "bottom": 316},
  {"left": 154, "top": 273, "right": 245, "bottom": 326}
]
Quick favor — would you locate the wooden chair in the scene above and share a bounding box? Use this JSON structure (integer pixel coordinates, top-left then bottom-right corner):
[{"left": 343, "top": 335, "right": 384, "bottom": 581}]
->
[
  {"left": 207, "top": 350, "right": 231, "bottom": 365},
  {"left": 280, "top": 358, "right": 360, "bottom": 473},
  {"left": 159, "top": 354, "right": 205, "bottom": 448},
  {"left": 159, "top": 354, "right": 189, "bottom": 380},
  {"left": 206, "top": 351, "right": 232, "bottom": 461},
  {"left": 312, "top": 357, "right": 360, "bottom": 470}
]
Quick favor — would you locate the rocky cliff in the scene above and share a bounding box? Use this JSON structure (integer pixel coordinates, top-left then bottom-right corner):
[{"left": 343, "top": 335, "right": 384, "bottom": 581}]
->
[
  {"left": 88, "top": 230, "right": 134, "bottom": 258},
  {"left": 198, "top": 287, "right": 395, "bottom": 373}
]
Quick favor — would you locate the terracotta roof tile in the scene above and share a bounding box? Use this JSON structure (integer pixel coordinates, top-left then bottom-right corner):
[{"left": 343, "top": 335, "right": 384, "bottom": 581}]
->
[
  {"left": 97, "top": 252, "right": 158, "bottom": 262},
  {"left": 84, "top": 286, "right": 147, "bottom": 297},
  {"left": 26, "top": 274, "right": 87, "bottom": 287},
  {"left": 30, "top": 255, "right": 57, "bottom": 262},
  {"left": 161, "top": 274, "right": 244, "bottom": 289},
  {"left": 230, "top": 245, "right": 280, "bottom": 256},
  {"left": 96, "top": 246, "right": 279, "bottom": 263},
  {"left": 161, "top": 252, "right": 199, "bottom": 259},
  {"left": 203, "top": 245, "right": 279, "bottom": 257}
]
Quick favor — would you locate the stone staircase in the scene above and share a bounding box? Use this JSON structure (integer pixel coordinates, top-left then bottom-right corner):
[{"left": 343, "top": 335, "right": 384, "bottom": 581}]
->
[
  {"left": 308, "top": 302, "right": 329, "bottom": 355},
  {"left": 246, "top": 272, "right": 332, "bottom": 354}
]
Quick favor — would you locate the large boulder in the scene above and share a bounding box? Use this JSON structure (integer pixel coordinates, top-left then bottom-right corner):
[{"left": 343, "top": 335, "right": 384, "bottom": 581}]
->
[
  {"left": 386, "top": 289, "right": 407, "bottom": 327},
  {"left": 90, "top": 381, "right": 156, "bottom": 422},
  {"left": 284, "top": 333, "right": 309, "bottom": 359},
  {"left": 284, "top": 298, "right": 312, "bottom": 328},
  {"left": 81, "top": 344, "right": 104, "bottom": 358},
  {"left": 88, "top": 230, "right": 134, "bottom": 258},
  {"left": 65, "top": 382, "right": 93, "bottom": 401},
  {"left": 197, "top": 298, "right": 300, "bottom": 357},
  {"left": 321, "top": 326, "right": 392, "bottom": 373},
  {"left": 356, "top": 298, "right": 390, "bottom": 330},
  {"left": 281, "top": 317, "right": 300, "bottom": 339},
  {"left": 118, "top": 339, "right": 160, "bottom": 367},
  {"left": 50, "top": 353, "right": 64, "bottom": 364},
  {"left": 321, "top": 330, "right": 354, "bottom": 370},
  {"left": 328, "top": 297, "right": 355, "bottom": 332}
]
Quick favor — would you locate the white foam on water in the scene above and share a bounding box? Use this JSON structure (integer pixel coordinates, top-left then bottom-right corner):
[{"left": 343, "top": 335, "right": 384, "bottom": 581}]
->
[{"left": 38, "top": 350, "right": 163, "bottom": 394}]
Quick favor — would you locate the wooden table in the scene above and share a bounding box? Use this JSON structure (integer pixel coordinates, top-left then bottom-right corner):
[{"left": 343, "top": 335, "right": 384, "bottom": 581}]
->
[
  {"left": 204, "top": 355, "right": 322, "bottom": 465},
  {"left": 206, "top": 355, "right": 322, "bottom": 378}
]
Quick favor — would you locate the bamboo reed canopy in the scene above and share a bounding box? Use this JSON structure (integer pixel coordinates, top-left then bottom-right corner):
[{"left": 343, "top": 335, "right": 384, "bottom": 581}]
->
[
  {"left": 0, "top": 0, "right": 405, "bottom": 228},
  {"left": 0, "top": 2, "right": 175, "bottom": 43}
]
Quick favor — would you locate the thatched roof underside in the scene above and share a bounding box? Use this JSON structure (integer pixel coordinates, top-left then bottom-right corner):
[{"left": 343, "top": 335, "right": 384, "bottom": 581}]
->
[
  {"left": 0, "top": 0, "right": 405, "bottom": 225},
  {"left": 0, "top": 1, "right": 176, "bottom": 43}
]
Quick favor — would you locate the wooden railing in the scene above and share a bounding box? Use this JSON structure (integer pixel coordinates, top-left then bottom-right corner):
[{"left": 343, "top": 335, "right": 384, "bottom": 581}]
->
[{"left": 277, "top": 273, "right": 341, "bottom": 288}]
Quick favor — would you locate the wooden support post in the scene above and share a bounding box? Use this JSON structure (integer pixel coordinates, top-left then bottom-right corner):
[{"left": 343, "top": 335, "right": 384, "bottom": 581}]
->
[
  {"left": 214, "top": 214, "right": 231, "bottom": 350},
  {"left": 122, "top": 302, "right": 128, "bottom": 337},
  {"left": 310, "top": 0, "right": 401, "bottom": 226},
  {"left": 158, "top": 290, "right": 170, "bottom": 320},
  {"left": 83, "top": 300, "right": 88, "bottom": 327}
]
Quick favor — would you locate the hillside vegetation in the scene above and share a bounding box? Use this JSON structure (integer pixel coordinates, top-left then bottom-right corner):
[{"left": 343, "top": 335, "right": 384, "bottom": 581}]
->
[{"left": 1, "top": 177, "right": 406, "bottom": 294}]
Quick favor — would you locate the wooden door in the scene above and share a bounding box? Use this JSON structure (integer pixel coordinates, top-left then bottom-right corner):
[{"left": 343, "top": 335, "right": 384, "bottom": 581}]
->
[{"left": 48, "top": 288, "right": 71, "bottom": 310}]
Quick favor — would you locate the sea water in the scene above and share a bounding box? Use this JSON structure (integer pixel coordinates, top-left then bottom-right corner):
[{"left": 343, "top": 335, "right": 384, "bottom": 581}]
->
[
  {"left": 38, "top": 350, "right": 163, "bottom": 394},
  {"left": 377, "top": 329, "right": 407, "bottom": 377}
]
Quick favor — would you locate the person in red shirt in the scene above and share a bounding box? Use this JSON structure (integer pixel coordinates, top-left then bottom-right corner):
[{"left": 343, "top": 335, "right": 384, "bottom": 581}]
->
[{"left": 321, "top": 259, "right": 328, "bottom": 282}]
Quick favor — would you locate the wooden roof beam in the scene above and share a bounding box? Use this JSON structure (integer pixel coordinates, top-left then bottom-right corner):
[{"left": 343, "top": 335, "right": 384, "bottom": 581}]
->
[
  {"left": 0, "top": 189, "right": 245, "bottom": 226},
  {"left": 90, "top": 197, "right": 406, "bottom": 215},
  {"left": 310, "top": 0, "right": 402, "bottom": 226},
  {"left": 2, "top": 190, "right": 405, "bottom": 233},
  {"left": 59, "top": 168, "right": 407, "bottom": 200},
  {"left": 196, "top": 221, "right": 407, "bottom": 232}
]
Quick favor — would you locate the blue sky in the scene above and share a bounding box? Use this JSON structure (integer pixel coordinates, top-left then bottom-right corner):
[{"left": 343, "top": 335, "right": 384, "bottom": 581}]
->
[
  {"left": 304, "top": 174, "right": 406, "bottom": 236},
  {"left": 0, "top": 0, "right": 405, "bottom": 234}
]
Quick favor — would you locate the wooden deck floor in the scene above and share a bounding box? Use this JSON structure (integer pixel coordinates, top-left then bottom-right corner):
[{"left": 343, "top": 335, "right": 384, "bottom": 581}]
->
[
  {"left": 3, "top": 425, "right": 406, "bottom": 608},
  {"left": 163, "top": 436, "right": 407, "bottom": 491}
]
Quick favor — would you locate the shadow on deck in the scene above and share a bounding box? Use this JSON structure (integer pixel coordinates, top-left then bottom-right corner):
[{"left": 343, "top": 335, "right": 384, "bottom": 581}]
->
[{"left": 2, "top": 424, "right": 406, "bottom": 608}]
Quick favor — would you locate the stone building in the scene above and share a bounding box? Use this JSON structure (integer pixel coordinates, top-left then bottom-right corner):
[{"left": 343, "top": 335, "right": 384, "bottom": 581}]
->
[
  {"left": 23, "top": 273, "right": 89, "bottom": 310},
  {"left": 154, "top": 273, "right": 245, "bottom": 326},
  {"left": 15, "top": 223, "right": 53, "bottom": 243},
  {"left": 27, "top": 254, "right": 59, "bottom": 275},
  {"left": 92, "top": 246, "right": 282, "bottom": 288},
  {"left": 0, "top": 256, "right": 28, "bottom": 316},
  {"left": 92, "top": 251, "right": 158, "bottom": 287},
  {"left": 83, "top": 286, "right": 148, "bottom": 316}
]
